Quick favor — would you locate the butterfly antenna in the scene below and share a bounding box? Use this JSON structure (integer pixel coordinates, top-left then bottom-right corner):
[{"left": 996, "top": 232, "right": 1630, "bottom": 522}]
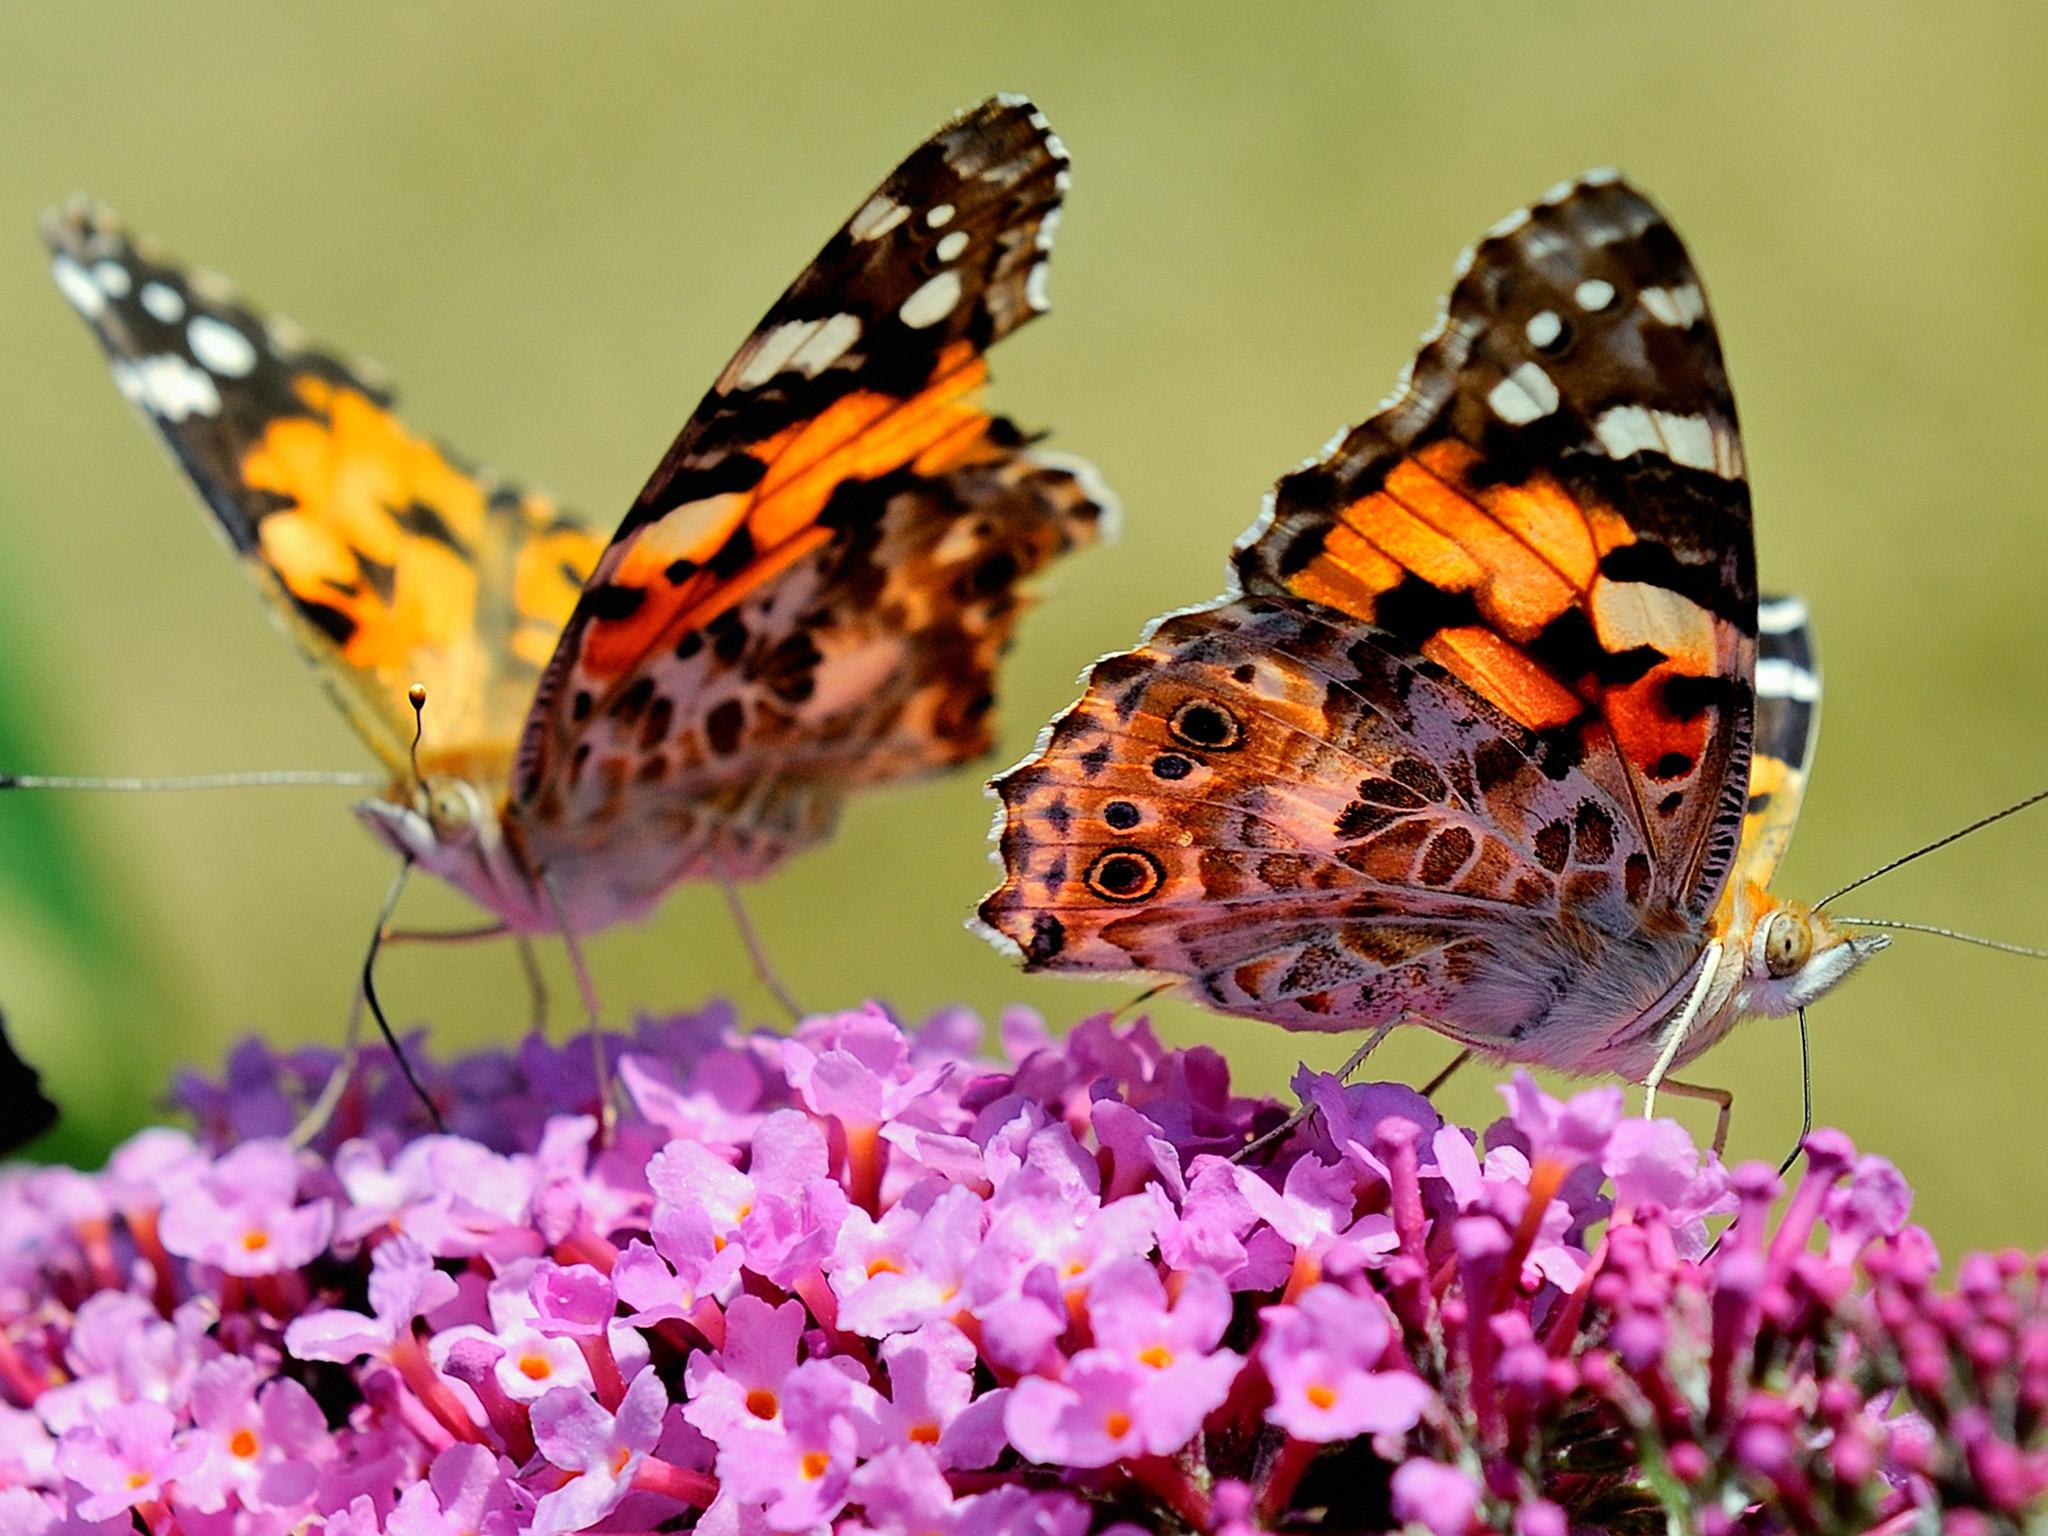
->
[
  {"left": 1816, "top": 785, "right": 2048, "bottom": 910},
  {"left": 1827, "top": 917, "right": 2048, "bottom": 961},
  {"left": 0, "top": 770, "right": 382, "bottom": 791},
  {"left": 406, "top": 683, "right": 429, "bottom": 798}
]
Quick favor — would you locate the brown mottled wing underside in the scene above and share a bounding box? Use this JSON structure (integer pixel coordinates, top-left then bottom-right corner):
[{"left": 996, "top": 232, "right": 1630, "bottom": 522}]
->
[
  {"left": 982, "top": 173, "right": 1759, "bottom": 1034},
  {"left": 980, "top": 598, "right": 1655, "bottom": 1032},
  {"left": 44, "top": 205, "right": 602, "bottom": 778},
  {"left": 510, "top": 96, "right": 1108, "bottom": 899}
]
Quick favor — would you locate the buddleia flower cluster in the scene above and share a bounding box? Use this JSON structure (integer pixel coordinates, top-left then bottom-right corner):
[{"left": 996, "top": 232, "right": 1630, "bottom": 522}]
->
[{"left": 0, "top": 1001, "right": 2042, "bottom": 1534}]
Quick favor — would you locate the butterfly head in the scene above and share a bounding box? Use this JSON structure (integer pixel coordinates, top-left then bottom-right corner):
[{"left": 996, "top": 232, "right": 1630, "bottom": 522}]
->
[
  {"left": 356, "top": 775, "right": 538, "bottom": 923},
  {"left": 1737, "top": 895, "right": 1890, "bottom": 1017}
]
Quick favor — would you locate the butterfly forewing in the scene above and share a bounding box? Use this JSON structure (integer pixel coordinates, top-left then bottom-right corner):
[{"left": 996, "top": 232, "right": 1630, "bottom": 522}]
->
[
  {"left": 44, "top": 205, "right": 603, "bottom": 779},
  {"left": 507, "top": 96, "right": 1108, "bottom": 902},
  {"left": 1240, "top": 174, "right": 1756, "bottom": 920}
]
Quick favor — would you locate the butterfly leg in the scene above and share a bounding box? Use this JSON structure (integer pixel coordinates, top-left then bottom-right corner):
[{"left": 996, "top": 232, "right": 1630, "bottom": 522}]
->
[
  {"left": 292, "top": 861, "right": 449, "bottom": 1147},
  {"left": 1232, "top": 1021, "right": 1400, "bottom": 1164},
  {"left": 1640, "top": 941, "right": 1724, "bottom": 1124},
  {"left": 1656, "top": 1077, "right": 1734, "bottom": 1158},
  {"left": 516, "top": 936, "right": 549, "bottom": 1032},
  {"left": 540, "top": 871, "right": 617, "bottom": 1141},
  {"left": 1112, "top": 982, "right": 1174, "bottom": 1023},
  {"left": 1420, "top": 1048, "right": 1474, "bottom": 1099},
  {"left": 716, "top": 875, "right": 803, "bottom": 1024}
]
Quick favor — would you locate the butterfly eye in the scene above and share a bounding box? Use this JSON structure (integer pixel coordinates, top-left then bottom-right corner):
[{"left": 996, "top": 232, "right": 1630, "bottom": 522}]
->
[
  {"left": 1762, "top": 909, "right": 1813, "bottom": 979},
  {"left": 1168, "top": 700, "right": 1242, "bottom": 751},
  {"left": 427, "top": 782, "right": 477, "bottom": 846},
  {"left": 1085, "top": 848, "right": 1165, "bottom": 903}
]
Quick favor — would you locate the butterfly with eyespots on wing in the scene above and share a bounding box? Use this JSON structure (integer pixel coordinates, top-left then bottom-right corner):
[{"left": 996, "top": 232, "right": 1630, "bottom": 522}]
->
[
  {"left": 43, "top": 95, "right": 1111, "bottom": 944},
  {"left": 979, "top": 171, "right": 1885, "bottom": 1135}
]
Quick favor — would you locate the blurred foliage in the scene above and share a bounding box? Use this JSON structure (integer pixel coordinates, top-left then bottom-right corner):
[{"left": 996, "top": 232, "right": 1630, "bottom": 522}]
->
[{"left": 0, "top": 3, "right": 2044, "bottom": 1255}]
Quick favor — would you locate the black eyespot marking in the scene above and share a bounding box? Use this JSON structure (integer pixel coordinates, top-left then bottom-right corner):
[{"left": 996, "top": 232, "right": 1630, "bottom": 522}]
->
[
  {"left": 584, "top": 584, "right": 645, "bottom": 622},
  {"left": 1085, "top": 848, "right": 1165, "bottom": 903},
  {"left": 1151, "top": 753, "right": 1193, "bottom": 781},
  {"left": 1024, "top": 914, "right": 1066, "bottom": 963},
  {"left": 1168, "top": 700, "right": 1243, "bottom": 751},
  {"left": 570, "top": 690, "right": 593, "bottom": 723},
  {"left": 1103, "top": 800, "right": 1141, "bottom": 831},
  {"left": 706, "top": 699, "right": 744, "bottom": 756},
  {"left": 1650, "top": 751, "right": 1693, "bottom": 781}
]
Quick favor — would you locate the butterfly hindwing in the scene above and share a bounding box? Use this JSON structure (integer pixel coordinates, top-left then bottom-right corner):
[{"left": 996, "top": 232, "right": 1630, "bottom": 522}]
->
[
  {"left": 1239, "top": 173, "right": 1757, "bottom": 920},
  {"left": 980, "top": 596, "right": 1656, "bottom": 1033},
  {"left": 45, "top": 205, "right": 603, "bottom": 776},
  {"left": 510, "top": 97, "right": 1108, "bottom": 894}
]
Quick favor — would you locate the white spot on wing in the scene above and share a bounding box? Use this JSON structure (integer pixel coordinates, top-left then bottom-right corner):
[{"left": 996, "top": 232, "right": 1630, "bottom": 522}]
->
[
  {"left": 1487, "top": 205, "right": 1532, "bottom": 240},
  {"left": 1486, "top": 362, "right": 1559, "bottom": 424},
  {"left": 1525, "top": 310, "right": 1563, "bottom": 349},
  {"left": 141, "top": 282, "right": 185, "bottom": 323},
  {"left": 128, "top": 353, "right": 220, "bottom": 420},
  {"left": 1757, "top": 596, "right": 1809, "bottom": 634},
  {"left": 788, "top": 313, "right": 862, "bottom": 375},
  {"left": 187, "top": 315, "right": 257, "bottom": 377},
  {"left": 1639, "top": 283, "right": 1706, "bottom": 327},
  {"left": 925, "top": 202, "right": 956, "bottom": 228},
  {"left": 1574, "top": 278, "right": 1615, "bottom": 311},
  {"left": 52, "top": 255, "right": 105, "bottom": 318},
  {"left": 93, "top": 261, "right": 131, "bottom": 298},
  {"left": 1594, "top": 405, "right": 1740, "bottom": 477},
  {"left": 850, "top": 195, "right": 909, "bottom": 241},
  {"left": 899, "top": 269, "right": 962, "bottom": 329},
  {"left": 1755, "top": 657, "right": 1821, "bottom": 702},
  {"left": 935, "top": 230, "right": 970, "bottom": 263},
  {"left": 1025, "top": 261, "right": 1051, "bottom": 312}
]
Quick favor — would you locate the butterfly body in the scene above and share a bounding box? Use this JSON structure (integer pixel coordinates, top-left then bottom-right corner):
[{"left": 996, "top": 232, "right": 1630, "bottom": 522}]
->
[
  {"left": 48, "top": 96, "right": 1109, "bottom": 937},
  {"left": 981, "top": 173, "right": 1882, "bottom": 1087}
]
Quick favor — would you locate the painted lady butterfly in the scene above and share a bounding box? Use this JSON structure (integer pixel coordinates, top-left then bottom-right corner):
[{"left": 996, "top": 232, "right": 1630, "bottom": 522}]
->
[
  {"left": 45, "top": 96, "right": 1109, "bottom": 946},
  {"left": 980, "top": 172, "right": 1886, "bottom": 1135}
]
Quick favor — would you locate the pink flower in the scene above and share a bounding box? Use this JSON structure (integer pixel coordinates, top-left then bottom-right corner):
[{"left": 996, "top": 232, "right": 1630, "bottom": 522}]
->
[
  {"left": 0, "top": 1000, "right": 2036, "bottom": 1534},
  {"left": 53, "top": 1400, "right": 201, "bottom": 1520},
  {"left": 1259, "top": 1283, "right": 1433, "bottom": 1441},
  {"left": 157, "top": 1140, "right": 333, "bottom": 1275},
  {"left": 528, "top": 1368, "right": 669, "bottom": 1536}
]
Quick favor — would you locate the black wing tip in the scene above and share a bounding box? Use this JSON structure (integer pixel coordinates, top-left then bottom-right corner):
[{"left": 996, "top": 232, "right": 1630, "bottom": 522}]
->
[{"left": 0, "top": 1013, "right": 59, "bottom": 1157}]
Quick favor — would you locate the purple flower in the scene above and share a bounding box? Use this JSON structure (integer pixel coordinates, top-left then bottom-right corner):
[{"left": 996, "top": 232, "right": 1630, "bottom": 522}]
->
[
  {"left": 528, "top": 1368, "right": 668, "bottom": 1536},
  {"left": 157, "top": 1140, "right": 333, "bottom": 1275},
  {"left": 1392, "top": 1458, "right": 1483, "bottom": 1536},
  {"left": 0, "top": 999, "right": 2036, "bottom": 1534},
  {"left": 53, "top": 1401, "right": 200, "bottom": 1520},
  {"left": 711, "top": 1360, "right": 880, "bottom": 1529},
  {"left": 1259, "top": 1283, "right": 1433, "bottom": 1441}
]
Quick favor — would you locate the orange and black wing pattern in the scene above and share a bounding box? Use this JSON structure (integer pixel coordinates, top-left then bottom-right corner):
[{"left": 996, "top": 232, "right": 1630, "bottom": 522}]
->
[
  {"left": 45, "top": 204, "right": 601, "bottom": 778},
  {"left": 1237, "top": 173, "right": 1756, "bottom": 920},
  {"left": 509, "top": 96, "right": 1107, "bottom": 887}
]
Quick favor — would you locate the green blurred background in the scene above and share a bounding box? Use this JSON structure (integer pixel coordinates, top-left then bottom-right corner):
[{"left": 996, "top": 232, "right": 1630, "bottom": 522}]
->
[{"left": 1, "top": 4, "right": 2044, "bottom": 1253}]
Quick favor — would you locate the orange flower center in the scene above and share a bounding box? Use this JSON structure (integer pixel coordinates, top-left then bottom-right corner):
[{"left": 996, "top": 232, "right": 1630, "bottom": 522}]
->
[
  {"left": 1307, "top": 1383, "right": 1338, "bottom": 1410},
  {"left": 800, "top": 1450, "right": 830, "bottom": 1481},
  {"left": 908, "top": 1421, "right": 941, "bottom": 1446},
  {"left": 228, "top": 1428, "right": 260, "bottom": 1459},
  {"left": 865, "top": 1257, "right": 903, "bottom": 1278},
  {"left": 518, "top": 1355, "right": 553, "bottom": 1381},
  {"left": 745, "top": 1388, "right": 779, "bottom": 1420},
  {"left": 609, "top": 1447, "right": 632, "bottom": 1477},
  {"left": 1103, "top": 1410, "right": 1132, "bottom": 1439},
  {"left": 240, "top": 1230, "right": 271, "bottom": 1252},
  {"left": 1138, "top": 1345, "right": 1173, "bottom": 1369}
]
